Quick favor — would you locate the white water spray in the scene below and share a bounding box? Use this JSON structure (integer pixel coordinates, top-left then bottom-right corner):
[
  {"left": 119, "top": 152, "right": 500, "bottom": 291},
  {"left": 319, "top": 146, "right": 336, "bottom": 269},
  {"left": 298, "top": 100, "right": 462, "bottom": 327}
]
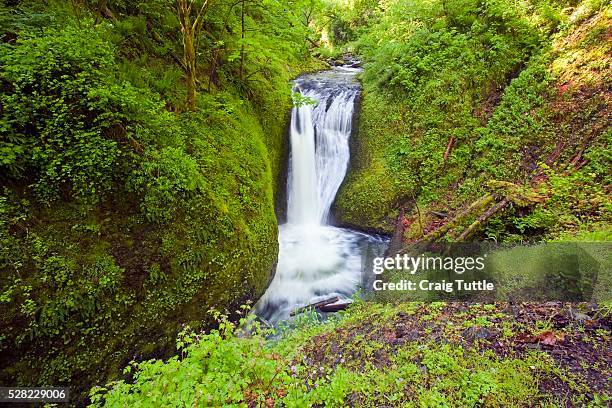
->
[{"left": 256, "top": 67, "right": 387, "bottom": 322}]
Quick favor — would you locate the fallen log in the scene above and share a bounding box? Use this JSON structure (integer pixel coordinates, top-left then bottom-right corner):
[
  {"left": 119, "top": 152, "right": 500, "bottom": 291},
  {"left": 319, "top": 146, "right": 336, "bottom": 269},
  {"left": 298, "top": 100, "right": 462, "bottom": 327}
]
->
[
  {"left": 290, "top": 296, "right": 339, "bottom": 316},
  {"left": 457, "top": 198, "right": 509, "bottom": 240},
  {"left": 419, "top": 194, "right": 494, "bottom": 243},
  {"left": 318, "top": 300, "right": 353, "bottom": 313},
  {"left": 416, "top": 180, "right": 546, "bottom": 243}
]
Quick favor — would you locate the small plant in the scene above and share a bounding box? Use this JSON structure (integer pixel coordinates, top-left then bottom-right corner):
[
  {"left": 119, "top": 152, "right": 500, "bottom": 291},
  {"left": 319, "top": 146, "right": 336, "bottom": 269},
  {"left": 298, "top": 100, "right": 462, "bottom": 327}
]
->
[{"left": 291, "top": 91, "right": 318, "bottom": 107}]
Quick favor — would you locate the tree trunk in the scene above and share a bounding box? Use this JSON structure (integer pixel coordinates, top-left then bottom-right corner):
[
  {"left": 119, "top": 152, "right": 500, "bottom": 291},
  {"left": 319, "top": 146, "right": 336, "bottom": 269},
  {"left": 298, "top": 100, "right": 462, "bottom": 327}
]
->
[
  {"left": 239, "top": 0, "right": 245, "bottom": 80},
  {"left": 177, "top": 0, "right": 209, "bottom": 111},
  {"left": 185, "top": 32, "right": 197, "bottom": 110}
]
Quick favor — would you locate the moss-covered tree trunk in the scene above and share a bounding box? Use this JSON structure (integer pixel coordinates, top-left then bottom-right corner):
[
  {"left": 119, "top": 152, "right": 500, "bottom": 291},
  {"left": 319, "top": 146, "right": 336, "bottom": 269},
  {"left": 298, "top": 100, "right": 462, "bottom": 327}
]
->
[
  {"left": 177, "top": 0, "right": 209, "bottom": 110},
  {"left": 184, "top": 31, "right": 197, "bottom": 109}
]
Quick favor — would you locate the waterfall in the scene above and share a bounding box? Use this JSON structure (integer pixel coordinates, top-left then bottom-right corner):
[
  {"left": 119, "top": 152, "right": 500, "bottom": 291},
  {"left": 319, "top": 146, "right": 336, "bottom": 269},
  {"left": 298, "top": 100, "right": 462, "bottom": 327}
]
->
[
  {"left": 256, "top": 67, "right": 387, "bottom": 322},
  {"left": 287, "top": 79, "right": 356, "bottom": 224}
]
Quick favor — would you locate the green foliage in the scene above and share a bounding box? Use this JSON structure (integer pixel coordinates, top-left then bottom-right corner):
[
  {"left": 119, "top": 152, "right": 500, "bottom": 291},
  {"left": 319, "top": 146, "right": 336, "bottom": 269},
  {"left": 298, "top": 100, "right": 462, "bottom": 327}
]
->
[
  {"left": 324, "top": 0, "right": 380, "bottom": 44},
  {"left": 0, "top": 0, "right": 321, "bottom": 402},
  {"left": 1, "top": 23, "right": 118, "bottom": 202},
  {"left": 91, "top": 312, "right": 310, "bottom": 407},
  {"left": 335, "top": 0, "right": 556, "bottom": 230},
  {"left": 0, "top": 20, "right": 180, "bottom": 204},
  {"left": 89, "top": 305, "right": 560, "bottom": 407},
  {"left": 292, "top": 91, "right": 318, "bottom": 107},
  {"left": 130, "top": 147, "right": 205, "bottom": 223},
  {"left": 335, "top": 0, "right": 610, "bottom": 240},
  {"left": 470, "top": 55, "right": 554, "bottom": 182}
]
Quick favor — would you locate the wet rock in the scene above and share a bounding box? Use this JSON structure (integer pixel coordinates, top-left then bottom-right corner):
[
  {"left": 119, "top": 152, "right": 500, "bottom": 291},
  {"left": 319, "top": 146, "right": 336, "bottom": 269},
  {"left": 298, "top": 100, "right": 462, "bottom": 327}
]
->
[
  {"left": 586, "top": 302, "right": 598, "bottom": 312},
  {"left": 462, "top": 326, "right": 493, "bottom": 342},
  {"left": 572, "top": 312, "right": 591, "bottom": 322}
]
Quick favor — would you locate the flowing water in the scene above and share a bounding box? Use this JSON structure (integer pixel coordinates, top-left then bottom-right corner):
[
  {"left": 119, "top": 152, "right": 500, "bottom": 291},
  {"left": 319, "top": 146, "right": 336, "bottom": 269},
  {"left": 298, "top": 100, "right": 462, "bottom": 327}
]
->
[{"left": 255, "top": 66, "right": 388, "bottom": 322}]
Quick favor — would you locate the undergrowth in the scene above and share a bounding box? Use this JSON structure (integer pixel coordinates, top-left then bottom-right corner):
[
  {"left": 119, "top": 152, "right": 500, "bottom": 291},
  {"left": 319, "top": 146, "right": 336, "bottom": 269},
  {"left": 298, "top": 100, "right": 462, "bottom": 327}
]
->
[
  {"left": 90, "top": 301, "right": 610, "bottom": 407},
  {"left": 333, "top": 0, "right": 610, "bottom": 242}
]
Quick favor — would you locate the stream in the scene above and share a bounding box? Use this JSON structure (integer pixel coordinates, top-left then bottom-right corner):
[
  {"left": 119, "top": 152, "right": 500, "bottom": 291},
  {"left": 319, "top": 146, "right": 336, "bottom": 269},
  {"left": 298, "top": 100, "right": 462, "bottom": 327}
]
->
[{"left": 255, "top": 66, "right": 388, "bottom": 323}]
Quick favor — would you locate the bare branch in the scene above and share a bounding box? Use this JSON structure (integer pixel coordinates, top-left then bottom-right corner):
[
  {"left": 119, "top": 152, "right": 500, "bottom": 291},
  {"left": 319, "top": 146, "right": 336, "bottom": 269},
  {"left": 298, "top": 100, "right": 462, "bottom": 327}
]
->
[{"left": 192, "top": 0, "right": 210, "bottom": 31}]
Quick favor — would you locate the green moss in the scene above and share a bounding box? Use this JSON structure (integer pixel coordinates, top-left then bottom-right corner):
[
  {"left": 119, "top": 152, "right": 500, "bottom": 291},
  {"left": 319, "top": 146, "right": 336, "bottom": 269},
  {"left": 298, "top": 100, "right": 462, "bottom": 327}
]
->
[
  {"left": 0, "top": 2, "right": 322, "bottom": 403},
  {"left": 90, "top": 301, "right": 607, "bottom": 407},
  {"left": 335, "top": 1, "right": 611, "bottom": 242}
]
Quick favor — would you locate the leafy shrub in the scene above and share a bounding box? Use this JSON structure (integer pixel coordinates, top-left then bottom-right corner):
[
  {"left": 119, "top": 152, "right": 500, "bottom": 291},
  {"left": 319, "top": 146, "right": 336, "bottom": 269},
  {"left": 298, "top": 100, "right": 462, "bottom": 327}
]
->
[
  {"left": 1, "top": 24, "right": 116, "bottom": 201},
  {"left": 0, "top": 22, "right": 168, "bottom": 204},
  {"left": 90, "top": 312, "right": 298, "bottom": 407},
  {"left": 129, "top": 147, "right": 206, "bottom": 223}
]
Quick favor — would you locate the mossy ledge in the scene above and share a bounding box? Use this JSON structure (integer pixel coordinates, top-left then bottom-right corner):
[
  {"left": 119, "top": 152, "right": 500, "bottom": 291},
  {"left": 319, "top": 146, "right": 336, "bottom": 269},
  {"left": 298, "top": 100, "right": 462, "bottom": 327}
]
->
[{"left": 0, "top": 2, "right": 323, "bottom": 404}]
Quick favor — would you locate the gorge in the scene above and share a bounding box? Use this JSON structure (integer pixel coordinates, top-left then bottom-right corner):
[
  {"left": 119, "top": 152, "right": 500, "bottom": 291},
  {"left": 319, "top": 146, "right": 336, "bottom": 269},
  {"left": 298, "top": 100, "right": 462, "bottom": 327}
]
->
[{"left": 1, "top": 1, "right": 609, "bottom": 406}]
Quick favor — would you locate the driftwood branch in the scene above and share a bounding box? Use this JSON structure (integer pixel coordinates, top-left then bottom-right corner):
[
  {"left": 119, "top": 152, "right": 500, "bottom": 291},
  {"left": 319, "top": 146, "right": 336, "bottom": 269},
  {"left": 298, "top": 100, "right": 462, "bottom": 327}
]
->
[{"left": 290, "top": 296, "right": 339, "bottom": 316}]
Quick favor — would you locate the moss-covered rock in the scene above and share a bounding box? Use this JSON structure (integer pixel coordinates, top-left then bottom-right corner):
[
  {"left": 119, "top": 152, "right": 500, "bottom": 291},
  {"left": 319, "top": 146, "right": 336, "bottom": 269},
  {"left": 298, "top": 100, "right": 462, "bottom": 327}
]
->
[
  {"left": 333, "top": 1, "right": 611, "bottom": 243},
  {"left": 334, "top": 90, "right": 407, "bottom": 234},
  {"left": 0, "top": 98, "right": 283, "bottom": 404},
  {"left": 0, "top": 2, "right": 320, "bottom": 403}
]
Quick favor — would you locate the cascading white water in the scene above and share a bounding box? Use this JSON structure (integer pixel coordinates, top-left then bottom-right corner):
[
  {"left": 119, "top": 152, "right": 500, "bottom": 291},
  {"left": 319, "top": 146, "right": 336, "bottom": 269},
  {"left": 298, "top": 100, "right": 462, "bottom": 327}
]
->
[
  {"left": 287, "top": 82, "right": 355, "bottom": 225},
  {"left": 256, "top": 66, "right": 387, "bottom": 322}
]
